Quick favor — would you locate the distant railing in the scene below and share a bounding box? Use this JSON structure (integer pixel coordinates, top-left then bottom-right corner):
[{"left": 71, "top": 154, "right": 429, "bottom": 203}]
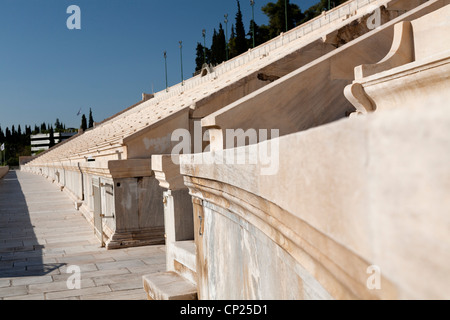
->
[{"left": 151, "top": 0, "right": 385, "bottom": 103}]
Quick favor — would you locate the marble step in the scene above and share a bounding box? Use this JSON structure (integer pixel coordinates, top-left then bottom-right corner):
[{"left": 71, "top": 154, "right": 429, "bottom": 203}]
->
[{"left": 143, "top": 271, "right": 198, "bottom": 300}]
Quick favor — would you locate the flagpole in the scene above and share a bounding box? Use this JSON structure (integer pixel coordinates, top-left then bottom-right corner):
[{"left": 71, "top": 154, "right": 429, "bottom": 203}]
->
[{"left": 1, "top": 143, "right": 5, "bottom": 166}]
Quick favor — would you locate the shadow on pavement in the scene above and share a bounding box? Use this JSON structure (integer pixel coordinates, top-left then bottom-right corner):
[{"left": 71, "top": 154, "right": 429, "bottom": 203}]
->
[{"left": 0, "top": 170, "right": 65, "bottom": 278}]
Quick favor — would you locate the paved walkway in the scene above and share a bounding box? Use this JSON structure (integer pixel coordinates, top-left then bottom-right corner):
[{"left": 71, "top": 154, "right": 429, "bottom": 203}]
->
[{"left": 0, "top": 170, "right": 166, "bottom": 300}]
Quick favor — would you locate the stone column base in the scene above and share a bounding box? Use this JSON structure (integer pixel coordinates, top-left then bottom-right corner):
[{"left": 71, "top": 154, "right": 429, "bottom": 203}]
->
[{"left": 105, "top": 227, "right": 165, "bottom": 250}]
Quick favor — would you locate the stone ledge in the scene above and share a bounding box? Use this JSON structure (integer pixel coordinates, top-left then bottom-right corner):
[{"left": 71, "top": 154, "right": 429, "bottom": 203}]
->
[
  {"left": 0, "top": 166, "right": 9, "bottom": 179},
  {"left": 152, "top": 155, "right": 185, "bottom": 191},
  {"left": 172, "top": 241, "right": 196, "bottom": 273},
  {"left": 108, "top": 159, "right": 153, "bottom": 179},
  {"left": 106, "top": 227, "right": 165, "bottom": 250},
  {"left": 143, "top": 272, "right": 198, "bottom": 300}
]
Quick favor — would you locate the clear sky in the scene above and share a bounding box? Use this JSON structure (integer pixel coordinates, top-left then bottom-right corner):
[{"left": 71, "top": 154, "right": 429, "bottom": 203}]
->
[{"left": 0, "top": 0, "right": 318, "bottom": 131}]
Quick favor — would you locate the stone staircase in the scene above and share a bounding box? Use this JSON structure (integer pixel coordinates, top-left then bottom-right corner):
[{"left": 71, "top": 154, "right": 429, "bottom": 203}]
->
[
  {"left": 143, "top": 241, "right": 197, "bottom": 300},
  {"left": 143, "top": 156, "right": 198, "bottom": 300}
]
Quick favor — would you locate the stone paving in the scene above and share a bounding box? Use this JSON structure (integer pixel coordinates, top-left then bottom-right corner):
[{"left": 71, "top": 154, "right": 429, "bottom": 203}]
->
[{"left": 0, "top": 170, "right": 166, "bottom": 300}]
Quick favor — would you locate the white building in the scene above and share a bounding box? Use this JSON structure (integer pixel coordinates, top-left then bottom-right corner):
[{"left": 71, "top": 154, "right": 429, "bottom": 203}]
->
[{"left": 31, "top": 132, "right": 77, "bottom": 155}]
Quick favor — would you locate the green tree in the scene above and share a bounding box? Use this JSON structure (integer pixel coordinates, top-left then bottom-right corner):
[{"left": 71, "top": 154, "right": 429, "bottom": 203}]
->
[
  {"left": 211, "top": 24, "right": 226, "bottom": 65},
  {"left": 262, "top": 0, "right": 304, "bottom": 39},
  {"left": 24, "top": 126, "right": 31, "bottom": 146},
  {"left": 301, "top": 0, "right": 347, "bottom": 24},
  {"left": 88, "top": 108, "right": 94, "bottom": 128},
  {"left": 195, "top": 42, "right": 204, "bottom": 72},
  {"left": 194, "top": 42, "right": 212, "bottom": 73},
  {"left": 49, "top": 126, "right": 55, "bottom": 148},
  {"left": 81, "top": 114, "right": 87, "bottom": 131},
  {"left": 228, "top": 24, "right": 237, "bottom": 58},
  {"left": 55, "top": 118, "right": 66, "bottom": 132},
  {"left": 0, "top": 126, "right": 4, "bottom": 143},
  {"left": 248, "top": 20, "right": 271, "bottom": 47},
  {"left": 233, "top": 0, "right": 248, "bottom": 56},
  {"left": 5, "top": 127, "right": 11, "bottom": 141}
]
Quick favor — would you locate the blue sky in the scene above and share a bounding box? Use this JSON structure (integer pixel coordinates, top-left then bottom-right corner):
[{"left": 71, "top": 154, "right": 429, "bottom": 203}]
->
[{"left": 0, "top": 0, "right": 318, "bottom": 131}]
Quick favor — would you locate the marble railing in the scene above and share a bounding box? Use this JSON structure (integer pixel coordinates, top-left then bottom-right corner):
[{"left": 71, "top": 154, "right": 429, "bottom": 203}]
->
[
  {"left": 345, "top": 2, "right": 450, "bottom": 114},
  {"left": 203, "top": 0, "right": 441, "bottom": 151},
  {"left": 177, "top": 2, "right": 450, "bottom": 300},
  {"left": 180, "top": 96, "right": 450, "bottom": 299}
]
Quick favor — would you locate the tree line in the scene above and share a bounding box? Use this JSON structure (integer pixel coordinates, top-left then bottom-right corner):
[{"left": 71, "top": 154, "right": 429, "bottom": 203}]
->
[
  {"left": 80, "top": 108, "right": 95, "bottom": 131},
  {"left": 195, "top": 0, "right": 347, "bottom": 72},
  {"left": 0, "top": 124, "right": 32, "bottom": 166},
  {"left": 0, "top": 121, "right": 55, "bottom": 166},
  {"left": 0, "top": 108, "right": 95, "bottom": 166},
  {"left": 0, "top": 119, "right": 72, "bottom": 166}
]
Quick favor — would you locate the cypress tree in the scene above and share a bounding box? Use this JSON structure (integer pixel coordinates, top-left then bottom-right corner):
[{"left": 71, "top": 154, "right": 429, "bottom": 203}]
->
[
  {"left": 211, "top": 24, "right": 226, "bottom": 65},
  {"left": 5, "top": 127, "right": 11, "bottom": 141},
  {"left": 194, "top": 42, "right": 212, "bottom": 73},
  {"left": 49, "top": 126, "right": 55, "bottom": 148},
  {"left": 228, "top": 24, "right": 237, "bottom": 58},
  {"left": 248, "top": 20, "right": 271, "bottom": 47},
  {"left": 55, "top": 118, "right": 62, "bottom": 132},
  {"left": 234, "top": 0, "right": 248, "bottom": 55},
  {"left": 210, "top": 29, "right": 219, "bottom": 65},
  {"left": 195, "top": 42, "right": 205, "bottom": 72},
  {"left": 81, "top": 114, "right": 87, "bottom": 131},
  {"left": 0, "top": 126, "right": 4, "bottom": 143},
  {"left": 88, "top": 108, "right": 94, "bottom": 128}
]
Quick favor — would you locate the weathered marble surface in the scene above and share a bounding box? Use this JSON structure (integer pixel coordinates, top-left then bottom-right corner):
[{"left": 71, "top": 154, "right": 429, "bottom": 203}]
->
[
  {"left": 346, "top": 3, "right": 450, "bottom": 115},
  {"left": 179, "top": 2, "right": 450, "bottom": 300},
  {"left": 0, "top": 167, "right": 8, "bottom": 180},
  {"left": 182, "top": 100, "right": 450, "bottom": 300}
]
